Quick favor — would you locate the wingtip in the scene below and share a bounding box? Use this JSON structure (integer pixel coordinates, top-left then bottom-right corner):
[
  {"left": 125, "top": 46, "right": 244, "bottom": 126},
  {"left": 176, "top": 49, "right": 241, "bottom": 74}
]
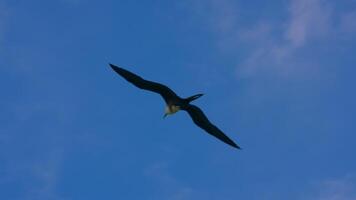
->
[
  {"left": 109, "top": 63, "right": 116, "bottom": 68},
  {"left": 233, "top": 144, "right": 242, "bottom": 150},
  {"left": 223, "top": 138, "right": 241, "bottom": 150},
  {"left": 109, "top": 63, "right": 122, "bottom": 72},
  {"left": 229, "top": 141, "right": 242, "bottom": 150}
]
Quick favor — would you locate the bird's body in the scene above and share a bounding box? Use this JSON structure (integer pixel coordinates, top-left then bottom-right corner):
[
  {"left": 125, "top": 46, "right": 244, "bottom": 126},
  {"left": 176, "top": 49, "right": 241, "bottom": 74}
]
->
[
  {"left": 109, "top": 63, "right": 241, "bottom": 149},
  {"left": 164, "top": 94, "right": 204, "bottom": 117},
  {"left": 165, "top": 104, "right": 180, "bottom": 116}
]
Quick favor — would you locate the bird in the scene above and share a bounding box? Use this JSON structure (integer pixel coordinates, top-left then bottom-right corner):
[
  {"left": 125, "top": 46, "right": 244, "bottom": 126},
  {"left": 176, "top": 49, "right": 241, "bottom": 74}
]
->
[{"left": 109, "top": 63, "right": 241, "bottom": 149}]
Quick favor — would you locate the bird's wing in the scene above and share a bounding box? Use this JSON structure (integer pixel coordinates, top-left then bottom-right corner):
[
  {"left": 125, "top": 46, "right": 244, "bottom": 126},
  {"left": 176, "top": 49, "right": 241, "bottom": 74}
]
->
[
  {"left": 183, "top": 104, "right": 241, "bottom": 149},
  {"left": 110, "top": 64, "right": 179, "bottom": 103}
]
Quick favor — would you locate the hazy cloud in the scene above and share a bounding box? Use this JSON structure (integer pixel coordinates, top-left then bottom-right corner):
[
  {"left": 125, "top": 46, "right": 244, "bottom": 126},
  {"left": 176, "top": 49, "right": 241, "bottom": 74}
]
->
[
  {"left": 144, "top": 161, "right": 204, "bottom": 200},
  {"left": 188, "top": 0, "right": 241, "bottom": 50},
  {"left": 190, "top": 0, "right": 354, "bottom": 78},
  {"left": 302, "top": 175, "right": 356, "bottom": 200},
  {"left": 238, "top": 0, "right": 333, "bottom": 77},
  {"left": 26, "top": 149, "right": 65, "bottom": 200},
  {"left": 1, "top": 146, "right": 66, "bottom": 200},
  {"left": 286, "top": 0, "right": 332, "bottom": 47}
]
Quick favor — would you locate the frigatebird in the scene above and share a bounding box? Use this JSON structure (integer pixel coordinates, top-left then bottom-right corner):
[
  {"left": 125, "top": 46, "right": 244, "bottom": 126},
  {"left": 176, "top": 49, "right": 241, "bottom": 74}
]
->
[{"left": 109, "top": 63, "right": 241, "bottom": 149}]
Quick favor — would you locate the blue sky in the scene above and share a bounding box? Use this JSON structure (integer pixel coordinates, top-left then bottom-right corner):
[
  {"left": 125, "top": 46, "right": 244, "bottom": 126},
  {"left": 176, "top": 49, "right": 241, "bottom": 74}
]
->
[{"left": 1, "top": 0, "right": 356, "bottom": 199}]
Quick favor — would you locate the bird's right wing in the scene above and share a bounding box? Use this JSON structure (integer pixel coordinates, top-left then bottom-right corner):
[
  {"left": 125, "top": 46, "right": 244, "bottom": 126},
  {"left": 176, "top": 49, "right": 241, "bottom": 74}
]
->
[
  {"left": 183, "top": 104, "right": 241, "bottom": 149},
  {"left": 109, "top": 64, "right": 179, "bottom": 103}
]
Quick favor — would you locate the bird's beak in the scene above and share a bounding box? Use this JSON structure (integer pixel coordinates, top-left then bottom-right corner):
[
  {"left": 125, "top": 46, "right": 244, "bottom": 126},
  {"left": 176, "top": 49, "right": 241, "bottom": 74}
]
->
[{"left": 163, "top": 113, "right": 168, "bottom": 118}]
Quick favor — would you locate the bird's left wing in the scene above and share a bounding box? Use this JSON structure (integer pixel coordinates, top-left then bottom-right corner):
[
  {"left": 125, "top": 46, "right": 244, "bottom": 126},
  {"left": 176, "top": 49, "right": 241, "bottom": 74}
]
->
[
  {"left": 183, "top": 104, "right": 241, "bottom": 149},
  {"left": 109, "top": 64, "right": 179, "bottom": 103}
]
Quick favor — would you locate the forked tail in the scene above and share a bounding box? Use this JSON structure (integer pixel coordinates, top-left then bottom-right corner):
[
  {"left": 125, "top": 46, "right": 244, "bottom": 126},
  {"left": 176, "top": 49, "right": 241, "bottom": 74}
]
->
[{"left": 185, "top": 94, "right": 204, "bottom": 103}]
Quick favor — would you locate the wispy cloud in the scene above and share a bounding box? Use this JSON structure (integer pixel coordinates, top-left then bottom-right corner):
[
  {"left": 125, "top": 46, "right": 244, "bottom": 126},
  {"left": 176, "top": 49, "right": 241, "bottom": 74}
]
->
[
  {"left": 25, "top": 149, "right": 65, "bottom": 200},
  {"left": 301, "top": 174, "right": 356, "bottom": 200},
  {"left": 144, "top": 161, "right": 205, "bottom": 200},
  {"left": 189, "top": 0, "right": 240, "bottom": 51},
  {"left": 190, "top": 0, "right": 355, "bottom": 78},
  {"left": 144, "top": 161, "right": 192, "bottom": 199},
  {"left": 1, "top": 146, "right": 66, "bottom": 200},
  {"left": 0, "top": 86, "right": 75, "bottom": 200},
  {"left": 237, "top": 0, "right": 333, "bottom": 78},
  {"left": 286, "top": 0, "right": 332, "bottom": 47}
]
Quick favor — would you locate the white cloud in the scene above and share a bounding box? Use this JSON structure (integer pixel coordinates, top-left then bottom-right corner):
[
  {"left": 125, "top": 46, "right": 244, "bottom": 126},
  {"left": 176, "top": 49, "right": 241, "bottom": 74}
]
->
[
  {"left": 302, "top": 175, "right": 356, "bottom": 200},
  {"left": 169, "top": 188, "right": 194, "bottom": 200},
  {"left": 286, "top": 0, "right": 332, "bottom": 47},
  {"left": 237, "top": 0, "right": 334, "bottom": 78},
  {"left": 144, "top": 161, "right": 203, "bottom": 200},
  {"left": 0, "top": 147, "right": 66, "bottom": 200},
  {"left": 188, "top": 0, "right": 355, "bottom": 79},
  {"left": 187, "top": 0, "right": 241, "bottom": 51},
  {"left": 0, "top": 94, "right": 74, "bottom": 200},
  {"left": 27, "top": 150, "right": 65, "bottom": 200}
]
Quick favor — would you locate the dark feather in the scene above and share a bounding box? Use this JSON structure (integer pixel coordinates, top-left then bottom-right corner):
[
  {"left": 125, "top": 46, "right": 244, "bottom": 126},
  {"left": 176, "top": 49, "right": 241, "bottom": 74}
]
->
[
  {"left": 183, "top": 104, "right": 241, "bottom": 149},
  {"left": 110, "top": 63, "right": 241, "bottom": 149},
  {"left": 109, "top": 63, "right": 179, "bottom": 103}
]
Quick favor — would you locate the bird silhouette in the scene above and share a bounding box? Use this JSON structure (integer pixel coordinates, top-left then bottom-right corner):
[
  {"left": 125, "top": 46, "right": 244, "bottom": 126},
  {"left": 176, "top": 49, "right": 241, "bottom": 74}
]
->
[{"left": 109, "top": 63, "right": 241, "bottom": 149}]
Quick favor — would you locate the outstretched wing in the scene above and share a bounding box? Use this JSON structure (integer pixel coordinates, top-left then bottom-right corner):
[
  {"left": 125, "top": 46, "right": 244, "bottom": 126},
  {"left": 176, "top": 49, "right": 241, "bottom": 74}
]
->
[
  {"left": 109, "top": 63, "right": 179, "bottom": 103},
  {"left": 183, "top": 104, "right": 241, "bottom": 149}
]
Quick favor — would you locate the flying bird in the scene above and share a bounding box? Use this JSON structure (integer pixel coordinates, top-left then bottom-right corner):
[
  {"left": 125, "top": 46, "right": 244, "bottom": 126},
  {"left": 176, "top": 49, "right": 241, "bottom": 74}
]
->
[{"left": 109, "top": 63, "right": 241, "bottom": 149}]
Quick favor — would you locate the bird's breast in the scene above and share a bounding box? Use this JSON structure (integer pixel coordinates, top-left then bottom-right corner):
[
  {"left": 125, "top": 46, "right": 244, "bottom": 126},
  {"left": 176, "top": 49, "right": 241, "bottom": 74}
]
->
[{"left": 167, "top": 105, "right": 180, "bottom": 114}]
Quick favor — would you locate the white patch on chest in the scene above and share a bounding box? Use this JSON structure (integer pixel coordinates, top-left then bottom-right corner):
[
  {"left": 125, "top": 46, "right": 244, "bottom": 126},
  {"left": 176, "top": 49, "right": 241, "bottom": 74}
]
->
[{"left": 165, "top": 105, "right": 180, "bottom": 115}]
